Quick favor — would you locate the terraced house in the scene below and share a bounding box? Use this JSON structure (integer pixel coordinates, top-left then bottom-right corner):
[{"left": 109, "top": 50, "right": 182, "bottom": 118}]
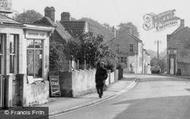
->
[
  {"left": 108, "top": 29, "right": 144, "bottom": 74},
  {"left": 167, "top": 19, "right": 190, "bottom": 76}
]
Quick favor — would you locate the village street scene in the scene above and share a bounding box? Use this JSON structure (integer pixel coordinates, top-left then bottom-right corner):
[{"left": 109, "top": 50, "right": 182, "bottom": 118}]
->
[{"left": 0, "top": 0, "right": 190, "bottom": 119}]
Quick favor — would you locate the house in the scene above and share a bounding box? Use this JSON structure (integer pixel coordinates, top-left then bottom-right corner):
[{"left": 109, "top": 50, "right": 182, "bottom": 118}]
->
[
  {"left": 108, "top": 29, "right": 144, "bottom": 74},
  {"left": 34, "top": 7, "right": 73, "bottom": 72},
  {"left": 0, "top": 10, "right": 54, "bottom": 108},
  {"left": 60, "top": 13, "right": 89, "bottom": 38},
  {"left": 167, "top": 19, "right": 190, "bottom": 75}
]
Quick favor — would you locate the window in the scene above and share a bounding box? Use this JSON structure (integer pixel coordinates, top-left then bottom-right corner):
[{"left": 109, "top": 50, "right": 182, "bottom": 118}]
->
[
  {"left": 27, "top": 39, "right": 43, "bottom": 78},
  {"left": 0, "top": 34, "right": 5, "bottom": 74},
  {"left": 120, "top": 57, "right": 127, "bottom": 63},
  {"left": 121, "top": 57, "right": 124, "bottom": 63},
  {"left": 130, "top": 44, "right": 134, "bottom": 52},
  {"left": 9, "top": 34, "right": 19, "bottom": 73}
]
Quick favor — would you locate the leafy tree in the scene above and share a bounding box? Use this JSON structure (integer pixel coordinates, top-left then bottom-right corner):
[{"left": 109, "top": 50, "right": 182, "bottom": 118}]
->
[
  {"left": 150, "top": 57, "right": 159, "bottom": 66},
  {"left": 150, "top": 57, "right": 167, "bottom": 73},
  {"left": 118, "top": 22, "right": 139, "bottom": 37},
  {"left": 13, "top": 10, "right": 43, "bottom": 24},
  {"left": 64, "top": 32, "right": 117, "bottom": 70}
]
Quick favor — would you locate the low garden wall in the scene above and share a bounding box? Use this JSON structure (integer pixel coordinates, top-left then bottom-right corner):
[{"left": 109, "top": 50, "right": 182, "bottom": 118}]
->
[
  {"left": 15, "top": 74, "right": 49, "bottom": 106},
  {"left": 59, "top": 69, "right": 120, "bottom": 97}
]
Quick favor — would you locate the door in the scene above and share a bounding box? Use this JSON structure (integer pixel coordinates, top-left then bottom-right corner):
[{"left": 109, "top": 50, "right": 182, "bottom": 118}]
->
[
  {"left": 170, "top": 58, "right": 174, "bottom": 74},
  {"left": 169, "top": 54, "right": 176, "bottom": 75}
]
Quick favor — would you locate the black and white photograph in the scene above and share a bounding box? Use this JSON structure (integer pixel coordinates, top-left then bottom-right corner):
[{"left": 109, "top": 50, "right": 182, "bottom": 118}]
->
[{"left": 0, "top": 0, "right": 190, "bottom": 119}]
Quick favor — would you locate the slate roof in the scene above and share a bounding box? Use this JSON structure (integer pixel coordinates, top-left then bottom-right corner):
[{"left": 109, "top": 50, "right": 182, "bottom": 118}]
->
[
  {"left": 60, "top": 21, "right": 86, "bottom": 38},
  {"left": 0, "top": 14, "right": 23, "bottom": 27},
  {"left": 128, "top": 33, "right": 142, "bottom": 43},
  {"left": 56, "top": 21, "right": 72, "bottom": 41},
  {"left": 33, "top": 17, "right": 72, "bottom": 41},
  {"left": 33, "top": 17, "right": 56, "bottom": 27},
  {"left": 169, "top": 26, "right": 189, "bottom": 37}
]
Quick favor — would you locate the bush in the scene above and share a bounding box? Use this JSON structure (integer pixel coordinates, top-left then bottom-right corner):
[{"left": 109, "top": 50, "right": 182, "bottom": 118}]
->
[
  {"left": 117, "top": 63, "right": 127, "bottom": 69},
  {"left": 99, "top": 57, "right": 117, "bottom": 72}
]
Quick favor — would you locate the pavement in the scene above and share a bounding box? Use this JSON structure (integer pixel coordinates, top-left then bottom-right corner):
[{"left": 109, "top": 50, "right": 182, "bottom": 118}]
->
[
  {"left": 124, "top": 73, "right": 190, "bottom": 80},
  {"left": 39, "top": 77, "right": 137, "bottom": 116}
]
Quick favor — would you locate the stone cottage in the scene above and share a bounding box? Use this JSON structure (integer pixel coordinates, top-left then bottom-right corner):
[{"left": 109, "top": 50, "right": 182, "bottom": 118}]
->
[
  {"left": 167, "top": 19, "right": 190, "bottom": 75},
  {"left": 108, "top": 30, "right": 144, "bottom": 74}
]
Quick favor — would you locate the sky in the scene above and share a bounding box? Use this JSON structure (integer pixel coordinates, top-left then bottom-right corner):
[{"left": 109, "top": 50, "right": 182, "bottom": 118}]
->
[{"left": 11, "top": 0, "right": 190, "bottom": 52}]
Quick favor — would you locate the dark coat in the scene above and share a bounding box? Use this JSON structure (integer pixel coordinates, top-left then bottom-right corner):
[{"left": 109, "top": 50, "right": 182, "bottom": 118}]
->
[{"left": 95, "top": 66, "right": 108, "bottom": 86}]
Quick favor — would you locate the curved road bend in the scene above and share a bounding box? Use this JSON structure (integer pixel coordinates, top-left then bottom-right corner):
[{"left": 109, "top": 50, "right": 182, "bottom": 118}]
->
[{"left": 50, "top": 75, "right": 190, "bottom": 119}]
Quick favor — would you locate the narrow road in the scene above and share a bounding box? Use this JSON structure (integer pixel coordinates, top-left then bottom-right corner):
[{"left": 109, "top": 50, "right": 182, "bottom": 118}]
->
[{"left": 51, "top": 75, "right": 190, "bottom": 119}]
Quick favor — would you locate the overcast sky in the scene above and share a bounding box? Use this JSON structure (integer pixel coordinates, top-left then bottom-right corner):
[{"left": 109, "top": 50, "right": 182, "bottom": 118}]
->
[{"left": 12, "top": 0, "right": 190, "bottom": 52}]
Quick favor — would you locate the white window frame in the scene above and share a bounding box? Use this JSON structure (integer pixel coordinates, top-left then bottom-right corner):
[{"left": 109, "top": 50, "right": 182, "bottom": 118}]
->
[{"left": 27, "top": 39, "right": 44, "bottom": 81}]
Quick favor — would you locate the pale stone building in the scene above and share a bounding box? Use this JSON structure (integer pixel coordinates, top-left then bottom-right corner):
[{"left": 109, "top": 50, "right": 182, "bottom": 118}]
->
[{"left": 167, "top": 19, "right": 190, "bottom": 75}]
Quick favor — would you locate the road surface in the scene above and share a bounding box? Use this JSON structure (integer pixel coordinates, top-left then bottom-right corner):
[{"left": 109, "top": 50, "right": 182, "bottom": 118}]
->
[{"left": 51, "top": 75, "right": 190, "bottom": 119}]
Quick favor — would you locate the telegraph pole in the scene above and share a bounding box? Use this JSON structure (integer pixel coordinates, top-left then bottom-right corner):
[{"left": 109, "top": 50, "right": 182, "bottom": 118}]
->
[
  {"left": 157, "top": 40, "right": 159, "bottom": 59},
  {"left": 155, "top": 40, "right": 161, "bottom": 59}
]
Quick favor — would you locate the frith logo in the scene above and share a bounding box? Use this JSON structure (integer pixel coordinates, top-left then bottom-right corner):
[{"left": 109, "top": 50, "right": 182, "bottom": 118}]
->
[
  {"left": 0, "top": 0, "right": 12, "bottom": 13},
  {"left": 143, "top": 9, "right": 180, "bottom": 31}
]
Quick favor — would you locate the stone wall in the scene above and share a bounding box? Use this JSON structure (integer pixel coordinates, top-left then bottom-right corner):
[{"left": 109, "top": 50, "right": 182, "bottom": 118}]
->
[
  {"left": 23, "top": 80, "right": 49, "bottom": 106},
  {"left": 72, "top": 70, "right": 96, "bottom": 97},
  {"left": 15, "top": 74, "right": 49, "bottom": 106},
  {"left": 59, "top": 71, "right": 73, "bottom": 97},
  {"left": 59, "top": 69, "right": 119, "bottom": 97}
]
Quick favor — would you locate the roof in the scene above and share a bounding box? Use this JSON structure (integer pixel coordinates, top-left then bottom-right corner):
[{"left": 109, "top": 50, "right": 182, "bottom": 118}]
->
[
  {"left": 33, "top": 17, "right": 72, "bottom": 41},
  {"left": 128, "top": 33, "right": 142, "bottom": 43},
  {"left": 56, "top": 21, "right": 72, "bottom": 41},
  {"left": 60, "top": 21, "right": 86, "bottom": 38},
  {"left": 33, "top": 17, "right": 56, "bottom": 27},
  {"left": 0, "top": 14, "right": 23, "bottom": 27},
  {"left": 105, "top": 32, "right": 142, "bottom": 47},
  {"left": 169, "top": 26, "right": 189, "bottom": 37}
]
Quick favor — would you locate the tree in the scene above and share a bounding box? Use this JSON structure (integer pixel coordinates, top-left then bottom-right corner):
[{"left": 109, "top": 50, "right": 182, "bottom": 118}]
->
[
  {"left": 118, "top": 22, "right": 139, "bottom": 37},
  {"left": 13, "top": 10, "right": 43, "bottom": 24},
  {"left": 64, "top": 32, "right": 117, "bottom": 70},
  {"left": 150, "top": 57, "right": 167, "bottom": 73}
]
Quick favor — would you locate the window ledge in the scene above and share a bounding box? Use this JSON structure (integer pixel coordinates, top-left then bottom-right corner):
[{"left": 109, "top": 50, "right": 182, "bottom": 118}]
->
[{"left": 27, "top": 76, "right": 43, "bottom": 84}]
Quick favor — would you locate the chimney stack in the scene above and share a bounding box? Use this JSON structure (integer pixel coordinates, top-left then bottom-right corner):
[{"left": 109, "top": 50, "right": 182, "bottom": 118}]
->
[
  {"left": 126, "top": 27, "right": 133, "bottom": 35},
  {"left": 180, "top": 19, "right": 185, "bottom": 28},
  {"left": 61, "top": 12, "right": 70, "bottom": 22},
  {"left": 44, "top": 7, "right": 55, "bottom": 22}
]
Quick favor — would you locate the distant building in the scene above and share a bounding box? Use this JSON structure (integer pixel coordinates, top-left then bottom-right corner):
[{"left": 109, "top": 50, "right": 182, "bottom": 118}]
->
[
  {"left": 59, "top": 12, "right": 89, "bottom": 38},
  {"left": 142, "top": 49, "right": 151, "bottom": 74},
  {"left": 167, "top": 19, "right": 190, "bottom": 75},
  {"left": 108, "top": 29, "right": 144, "bottom": 74}
]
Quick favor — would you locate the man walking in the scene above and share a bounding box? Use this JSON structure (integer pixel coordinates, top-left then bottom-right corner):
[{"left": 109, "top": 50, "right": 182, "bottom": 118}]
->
[{"left": 95, "top": 61, "right": 108, "bottom": 98}]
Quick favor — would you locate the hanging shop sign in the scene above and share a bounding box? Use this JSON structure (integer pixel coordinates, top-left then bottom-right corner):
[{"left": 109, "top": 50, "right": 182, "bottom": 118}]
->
[
  {"left": 143, "top": 9, "right": 180, "bottom": 31},
  {"left": 0, "top": 0, "right": 12, "bottom": 13}
]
